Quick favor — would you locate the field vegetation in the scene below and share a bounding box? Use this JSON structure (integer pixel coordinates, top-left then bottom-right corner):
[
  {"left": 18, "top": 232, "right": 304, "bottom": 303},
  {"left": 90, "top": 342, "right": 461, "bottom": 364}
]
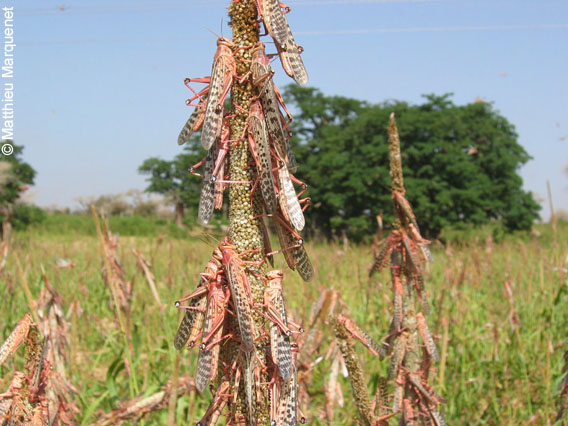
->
[
  {"left": 0, "top": 1, "right": 562, "bottom": 422},
  {"left": 1, "top": 214, "right": 566, "bottom": 424}
]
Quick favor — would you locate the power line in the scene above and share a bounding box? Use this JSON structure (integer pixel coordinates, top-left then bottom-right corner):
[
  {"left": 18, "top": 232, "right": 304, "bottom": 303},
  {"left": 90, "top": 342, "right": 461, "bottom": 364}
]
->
[
  {"left": 297, "top": 23, "right": 568, "bottom": 36},
  {"left": 18, "top": 23, "right": 568, "bottom": 46},
  {"left": 18, "top": 0, "right": 450, "bottom": 16},
  {"left": 291, "top": 0, "right": 450, "bottom": 4}
]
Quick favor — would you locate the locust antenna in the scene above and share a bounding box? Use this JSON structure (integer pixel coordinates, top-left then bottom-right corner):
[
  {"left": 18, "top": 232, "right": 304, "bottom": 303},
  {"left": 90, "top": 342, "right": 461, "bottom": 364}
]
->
[
  {"left": 203, "top": 25, "right": 220, "bottom": 39},
  {"left": 197, "top": 232, "right": 221, "bottom": 247}
]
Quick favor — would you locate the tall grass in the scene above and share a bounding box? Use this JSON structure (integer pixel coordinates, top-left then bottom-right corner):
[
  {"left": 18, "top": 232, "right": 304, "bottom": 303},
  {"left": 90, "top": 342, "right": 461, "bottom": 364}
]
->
[
  {"left": 0, "top": 221, "right": 566, "bottom": 424},
  {"left": 20, "top": 212, "right": 219, "bottom": 239}
]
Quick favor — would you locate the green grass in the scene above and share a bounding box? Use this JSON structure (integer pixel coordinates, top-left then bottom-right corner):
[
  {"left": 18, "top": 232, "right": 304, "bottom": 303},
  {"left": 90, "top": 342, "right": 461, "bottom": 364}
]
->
[
  {"left": 0, "top": 219, "right": 566, "bottom": 425},
  {"left": 17, "top": 212, "right": 229, "bottom": 239}
]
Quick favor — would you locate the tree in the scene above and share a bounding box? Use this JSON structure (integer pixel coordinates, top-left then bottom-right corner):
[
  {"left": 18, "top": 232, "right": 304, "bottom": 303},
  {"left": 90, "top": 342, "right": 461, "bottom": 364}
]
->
[
  {"left": 138, "top": 141, "right": 203, "bottom": 227},
  {"left": 284, "top": 87, "right": 540, "bottom": 239},
  {"left": 0, "top": 142, "right": 36, "bottom": 242}
]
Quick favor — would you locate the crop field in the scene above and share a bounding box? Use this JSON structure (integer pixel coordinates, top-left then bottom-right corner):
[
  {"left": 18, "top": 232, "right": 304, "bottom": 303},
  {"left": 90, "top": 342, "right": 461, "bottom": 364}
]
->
[
  {"left": 1, "top": 0, "right": 565, "bottom": 425},
  {"left": 1, "top": 219, "right": 566, "bottom": 425}
]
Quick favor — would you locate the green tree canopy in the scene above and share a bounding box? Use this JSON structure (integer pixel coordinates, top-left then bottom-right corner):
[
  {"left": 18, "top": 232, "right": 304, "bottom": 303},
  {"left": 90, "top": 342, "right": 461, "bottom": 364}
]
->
[
  {"left": 284, "top": 87, "right": 540, "bottom": 239},
  {"left": 0, "top": 142, "right": 35, "bottom": 205},
  {"left": 0, "top": 142, "right": 36, "bottom": 240},
  {"left": 138, "top": 141, "right": 203, "bottom": 226}
]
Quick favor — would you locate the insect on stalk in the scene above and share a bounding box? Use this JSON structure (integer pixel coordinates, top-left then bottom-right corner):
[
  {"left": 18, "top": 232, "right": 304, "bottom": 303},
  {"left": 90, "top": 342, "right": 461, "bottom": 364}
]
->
[
  {"left": 0, "top": 313, "right": 33, "bottom": 367},
  {"left": 174, "top": 249, "right": 223, "bottom": 349},
  {"left": 251, "top": 42, "right": 293, "bottom": 166},
  {"left": 275, "top": 41, "right": 309, "bottom": 87},
  {"left": 256, "top": 0, "right": 308, "bottom": 86},
  {"left": 276, "top": 370, "right": 299, "bottom": 426},
  {"left": 195, "top": 37, "right": 237, "bottom": 150},
  {"left": 277, "top": 163, "right": 305, "bottom": 232},
  {"left": 196, "top": 380, "right": 231, "bottom": 426},
  {"left": 175, "top": 0, "right": 312, "bottom": 422},
  {"left": 198, "top": 139, "right": 219, "bottom": 225},
  {"left": 219, "top": 238, "right": 256, "bottom": 352},
  {"left": 272, "top": 216, "right": 314, "bottom": 282},
  {"left": 174, "top": 278, "right": 207, "bottom": 350},
  {"left": 178, "top": 92, "right": 208, "bottom": 146},
  {"left": 248, "top": 100, "right": 278, "bottom": 213},
  {"left": 336, "top": 314, "right": 386, "bottom": 359},
  {"left": 265, "top": 270, "right": 294, "bottom": 381},
  {"left": 195, "top": 273, "right": 231, "bottom": 393}
]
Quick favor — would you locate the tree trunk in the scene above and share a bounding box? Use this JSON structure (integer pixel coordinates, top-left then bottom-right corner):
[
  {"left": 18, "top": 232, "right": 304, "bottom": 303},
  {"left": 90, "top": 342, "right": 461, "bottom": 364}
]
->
[
  {"left": 1, "top": 205, "right": 12, "bottom": 243},
  {"left": 341, "top": 228, "right": 349, "bottom": 252},
  {"left": 174, "top": 202, "right": 184, "bottom": 228}
]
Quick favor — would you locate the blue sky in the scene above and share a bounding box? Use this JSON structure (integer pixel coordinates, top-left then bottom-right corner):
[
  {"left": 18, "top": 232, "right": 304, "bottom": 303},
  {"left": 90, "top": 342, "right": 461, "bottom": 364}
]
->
[{"left": 5, "top": 0, "right": 568, "bottom": 219}]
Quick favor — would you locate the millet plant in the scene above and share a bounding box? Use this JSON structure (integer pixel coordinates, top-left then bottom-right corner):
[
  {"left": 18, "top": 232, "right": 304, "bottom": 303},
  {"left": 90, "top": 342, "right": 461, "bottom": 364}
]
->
[
  {"left": 174, "top": 0, "right": 313, "bottom": 424},
  {"left": 331, "top": 114, "right": 446, "bottom": 425},
  {"left": 366, "top": 114, "right": 446, "bottom": 425}
]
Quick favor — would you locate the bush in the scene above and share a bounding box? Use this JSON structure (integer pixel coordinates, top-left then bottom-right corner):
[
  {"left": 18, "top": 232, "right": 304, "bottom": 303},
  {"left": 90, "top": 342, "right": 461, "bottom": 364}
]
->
[{"left": 9, "top": 204, "right": 47, "bottom": 230}]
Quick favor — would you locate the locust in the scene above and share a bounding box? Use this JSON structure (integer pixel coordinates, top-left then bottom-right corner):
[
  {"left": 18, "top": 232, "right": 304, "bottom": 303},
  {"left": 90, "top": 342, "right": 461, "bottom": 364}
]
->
[
  {"left": 273, "top": 213, "right": 314, "bottom": 282},
  {"left": 336, "top": 314, "right": 386, "bottom": 359},
  {"left": 265, "top": 270, "right": 294, "bottom": 381},
  {"left": 428, "top": 407, "right": 447, "bottom": 426},
  {"left": 197, "top": 139, "right": 219, "bottom": 225},
  {"left": 284, "top": 130, "right": 297, "bottom": 172},
  {"left": 187, "top": 37, "right": 237, "bottom": 150},
  {"left": 1, "top": 323, "right": 48, "bottom": 426},
  {"left": 277, "top": 162, "right": 305, "bottom": 232},
  {"left": 417, "top": 312, "right": 439, "bottom": 362},
  {"left": 393, "top": 190, "right": 434, "bottom": 263},
  {"left": 275, "top": 41, "right": 308, "bottom": 87},
  {"left": 393, "top": 190, "right": 418, "bottom": 230},
  {"left": 290, "top": 240, "right": 314, "bottom": 283},
  {"left": 195, "top": 273, "right": 230, "bottom": 393},
  {"left": 196, "top": 380, "right": 231, "bottom": 426},
  {"left": 0, "top": 372, "right": 25, "bottom": 420},
  {"left": 371, "top": 376, "right": 389, "bottom": 419},
  {"left": 219, "top": 238, "right": 256, "bottom": 352},
  {"left": 274, "top": 213, "right": 299, "bottom": 271},
  {"left": 388, "top": 331, "right": 407, "bottom": 381},
  {"left": 193, "top": 105, "right": 232, "bottom": 225},
  {"left": 392, "top": 369, "right": 404, "bottom": 413},
  {"left": 213, "top": 157, "right": 225, "bottom": 210},
  {"left": 211, "top": 115, "right": 232, "bottom": 182},
  {"left": 0, "top": 313, "right": 33, "bottom": 367},
  {"left": 174, "top": 249, "right": 223, "bottom": 349},
  {"left": 178, "top": 92, "right": 208, "bottom": 146},
  {"left": 392, "top": 263, "right": 403, "bottom": 331},
  {"left": 415, "top": 278, "right": 430, "bottom": 315},
  {"left": 248, "top": 100, "right": 278, "bottom": 212},
  {"left": 402, "top": 398, "right": 415, "bottom": 424},
  {"left": 257, "top": 0, "right": 308, "bottom": 86},
  {"left": 258, "top": 0, "right": 292, "bottom": 49},
  {"left": 402, "top": 231, "right": 422, "bottom": 276},
  {"left": 174, "top": 248, "right": 230, "bottom": 392},
  {"left": 210, "top": 115, "right": 234, "bottom": 213},
  {"left": 174, "top": 277, "right": 207, "bottom": 350},
  {"left": 369, "top": 231, "right": 400, "bottom": 276},
  {"left": 276, "top": 370, "right": 299, "bottom": 426},
  {"left": 251, "top": 42, "right": 293, "bottom": 166},
  {"left": 243, "top": 351, "right": 257, "bottom": 422}
]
